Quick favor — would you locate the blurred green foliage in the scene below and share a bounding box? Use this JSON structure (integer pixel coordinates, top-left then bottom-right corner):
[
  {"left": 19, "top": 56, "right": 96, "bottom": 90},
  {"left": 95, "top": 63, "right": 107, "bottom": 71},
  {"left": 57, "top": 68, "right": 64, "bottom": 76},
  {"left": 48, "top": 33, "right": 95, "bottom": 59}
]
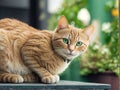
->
[
  {"left": 48, "top": 0, "right": 88, "bottom": 81},
  {"left": 80, "top": 0, "right": 119, "bottom": 76},
  {"left": 48, "top": 0, "right": 119, "bottom": 79},
  {"left": 48, "top": 0, "right": 87, "bottom": 30}
]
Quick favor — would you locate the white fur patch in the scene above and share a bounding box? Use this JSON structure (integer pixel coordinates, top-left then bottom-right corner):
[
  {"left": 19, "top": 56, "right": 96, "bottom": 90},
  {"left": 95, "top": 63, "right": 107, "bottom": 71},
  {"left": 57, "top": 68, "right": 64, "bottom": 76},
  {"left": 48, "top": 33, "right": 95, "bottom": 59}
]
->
[
  {"left": 7, "top": 60, "right": 31, "bottom": 75},
  {"left": 57, "top": 62, "right": 70, "bottom": 74}
]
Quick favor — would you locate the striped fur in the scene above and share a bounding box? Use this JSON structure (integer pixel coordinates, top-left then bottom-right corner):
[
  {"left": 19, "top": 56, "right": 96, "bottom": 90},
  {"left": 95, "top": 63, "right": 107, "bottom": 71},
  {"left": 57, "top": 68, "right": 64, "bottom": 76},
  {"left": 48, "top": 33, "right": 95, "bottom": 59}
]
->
[{"left": 0, "top": 16, "right": 94, "bottom": 83}]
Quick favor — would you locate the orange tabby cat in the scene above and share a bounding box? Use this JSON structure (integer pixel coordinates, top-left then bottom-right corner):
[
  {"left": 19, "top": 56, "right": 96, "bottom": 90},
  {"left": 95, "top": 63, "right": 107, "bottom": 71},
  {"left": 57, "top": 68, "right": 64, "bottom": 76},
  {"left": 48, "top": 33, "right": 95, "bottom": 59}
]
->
[{"left": 0, "top": 16, "right": 94, "bottom": 84}]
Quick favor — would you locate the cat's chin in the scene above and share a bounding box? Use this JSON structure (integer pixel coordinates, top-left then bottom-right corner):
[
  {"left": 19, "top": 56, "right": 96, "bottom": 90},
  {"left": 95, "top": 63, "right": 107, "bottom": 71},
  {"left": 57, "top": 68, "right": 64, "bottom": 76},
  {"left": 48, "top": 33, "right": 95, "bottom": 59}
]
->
[
  {"left": 66, "top": 54, "right": 79, "bottom": 60},
  {"left": 60, "top": 52, "right": 76, "bottom": 59},
  {"left": 54, "top": 49, "right": 79, "bottom": 60}
]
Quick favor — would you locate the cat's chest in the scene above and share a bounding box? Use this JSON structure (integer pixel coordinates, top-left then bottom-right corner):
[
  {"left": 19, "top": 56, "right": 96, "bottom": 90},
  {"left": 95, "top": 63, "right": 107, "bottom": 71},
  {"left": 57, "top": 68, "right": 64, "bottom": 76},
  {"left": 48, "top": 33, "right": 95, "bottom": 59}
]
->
[
  {"left": 56, "top": 61, "right": 69, "bottom": 74},
  {"left": 47, "top": 57, "right": 70, "bottom": 74},
  {"left": 40, "top": 52, "right": 70, "bottom": 74}
]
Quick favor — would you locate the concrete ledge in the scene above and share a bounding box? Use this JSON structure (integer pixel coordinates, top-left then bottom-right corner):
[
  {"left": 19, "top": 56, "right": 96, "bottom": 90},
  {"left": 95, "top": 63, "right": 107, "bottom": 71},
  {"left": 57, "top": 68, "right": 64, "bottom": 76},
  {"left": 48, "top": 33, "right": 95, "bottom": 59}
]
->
[{"left": 0, "top": 80, "right": 111, "bottom": 90}]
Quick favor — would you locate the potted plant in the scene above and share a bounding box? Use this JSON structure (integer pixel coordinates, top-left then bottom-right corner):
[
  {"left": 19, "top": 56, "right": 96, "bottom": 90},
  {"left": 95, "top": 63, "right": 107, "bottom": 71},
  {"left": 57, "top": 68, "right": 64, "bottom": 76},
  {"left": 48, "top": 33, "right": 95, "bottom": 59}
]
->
[{"left": 80, "top": 1, "right": 119, "bottom": 89}]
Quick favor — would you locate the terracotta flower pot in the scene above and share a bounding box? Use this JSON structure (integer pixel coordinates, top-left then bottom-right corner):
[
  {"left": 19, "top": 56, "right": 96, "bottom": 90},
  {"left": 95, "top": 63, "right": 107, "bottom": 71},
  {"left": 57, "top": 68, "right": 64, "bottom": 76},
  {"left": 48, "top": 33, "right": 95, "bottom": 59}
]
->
[{"left": 82, "top": 71, "right": 119, "bottom": 90}]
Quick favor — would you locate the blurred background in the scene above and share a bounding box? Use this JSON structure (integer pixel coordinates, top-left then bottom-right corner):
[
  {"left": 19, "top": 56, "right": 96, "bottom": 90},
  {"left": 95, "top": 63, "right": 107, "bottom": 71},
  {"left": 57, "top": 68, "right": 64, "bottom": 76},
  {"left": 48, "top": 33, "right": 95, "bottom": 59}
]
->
[{"left": 0, "top": 0, "right": 119, "bottom": 90}]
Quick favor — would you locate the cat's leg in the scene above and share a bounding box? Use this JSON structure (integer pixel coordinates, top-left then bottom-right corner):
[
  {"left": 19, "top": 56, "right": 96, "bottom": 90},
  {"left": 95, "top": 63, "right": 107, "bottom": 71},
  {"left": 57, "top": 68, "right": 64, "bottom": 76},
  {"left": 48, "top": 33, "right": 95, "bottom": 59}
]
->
[
  {"left": 32, "top": 67, "right": 59, "bottom": 84},
  {"left": 33, "top": 67, "right": 60, "bottom": 84},
  {"left": 22, "top": 73, "right": 40, "bottom": 83},
  {"left": 22, "top": 57, "right": 59, "bottom": 83},
  {"left": 40, "top": 70, "right": 60, "bottom": 84},
  {"left": 0, "top": 72, "right": 24, "bottom": 83},
  {"left": 24, "top": 62, "right": 59, "bottom": 84},
  {"left": 0, "top": 50, "right": 24, "bottom": 83},
  {"left": 21, "top": 44, "right": 59, "bottom": 84}
]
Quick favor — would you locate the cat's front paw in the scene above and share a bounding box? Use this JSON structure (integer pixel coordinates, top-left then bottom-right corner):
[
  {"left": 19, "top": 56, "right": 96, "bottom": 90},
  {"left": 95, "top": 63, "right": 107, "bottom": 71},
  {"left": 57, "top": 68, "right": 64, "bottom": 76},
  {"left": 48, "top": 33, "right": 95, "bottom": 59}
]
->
[
  {"left": 41, "top": 75, "right": 59, "bottom": 84},
  {"left": 11, "top": 75, "right": 24, "bottom": 83}
]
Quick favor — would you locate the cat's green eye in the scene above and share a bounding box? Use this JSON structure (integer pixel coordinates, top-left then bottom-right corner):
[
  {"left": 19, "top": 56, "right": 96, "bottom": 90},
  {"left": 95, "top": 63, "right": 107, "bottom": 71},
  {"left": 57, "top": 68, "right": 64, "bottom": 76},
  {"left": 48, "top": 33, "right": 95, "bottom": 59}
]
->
[
  {"left": 63, "top": 38, "right": 69, "bottom": 44},
  {"left": 76, "top": 41, "right": 83, "bottom": 46}
]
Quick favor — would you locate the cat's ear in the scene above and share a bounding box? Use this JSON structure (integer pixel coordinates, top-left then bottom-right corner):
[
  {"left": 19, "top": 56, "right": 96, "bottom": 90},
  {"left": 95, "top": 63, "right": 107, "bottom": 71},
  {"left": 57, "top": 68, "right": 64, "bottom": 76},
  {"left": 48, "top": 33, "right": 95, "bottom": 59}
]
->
[
  {"left": 56, "top": 16, "right": 69, "bottom": 32},
  {"left": 83, "top": 25, "right": 94, "bottom": 38}
]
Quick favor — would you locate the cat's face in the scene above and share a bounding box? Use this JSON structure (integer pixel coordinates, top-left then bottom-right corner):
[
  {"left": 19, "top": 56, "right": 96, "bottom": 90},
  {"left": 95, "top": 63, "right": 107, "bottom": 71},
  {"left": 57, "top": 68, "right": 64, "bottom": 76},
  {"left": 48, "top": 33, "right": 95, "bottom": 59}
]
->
[{"left": 52, "top": 16, "right": 94, "bottom": 60}]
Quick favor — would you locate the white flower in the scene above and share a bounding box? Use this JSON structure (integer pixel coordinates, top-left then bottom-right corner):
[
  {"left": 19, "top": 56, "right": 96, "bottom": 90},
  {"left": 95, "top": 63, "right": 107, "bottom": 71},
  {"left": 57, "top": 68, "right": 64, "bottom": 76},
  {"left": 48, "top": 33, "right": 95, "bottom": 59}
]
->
[
  {"left": 101, "top": 48, "right": 109, "bottom": 54},
  {"left": 93, "top": 44, "right": 99, "bottom": 50},
  {"left": 102, "top": 22, "right": 111, "bottom": 33},
  {"left": 77, "top": 8, "right": 90, "bottom": 25}
]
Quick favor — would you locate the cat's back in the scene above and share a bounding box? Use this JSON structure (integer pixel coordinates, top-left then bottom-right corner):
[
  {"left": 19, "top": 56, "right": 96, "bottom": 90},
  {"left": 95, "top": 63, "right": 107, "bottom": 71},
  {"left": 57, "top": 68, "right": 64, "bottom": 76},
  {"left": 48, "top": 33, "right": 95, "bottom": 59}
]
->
[
  {"left": 0, "top": 18, "right": 40, "bottom": 62},
  {"left": 0, "top": 18, "right": 36, "bottom": 32},
  {"left": 0, "top": 18, "right": 39, "bottom": 48},
  {"left": 0, "top": 18, "right": 37, "bottom": 49}
]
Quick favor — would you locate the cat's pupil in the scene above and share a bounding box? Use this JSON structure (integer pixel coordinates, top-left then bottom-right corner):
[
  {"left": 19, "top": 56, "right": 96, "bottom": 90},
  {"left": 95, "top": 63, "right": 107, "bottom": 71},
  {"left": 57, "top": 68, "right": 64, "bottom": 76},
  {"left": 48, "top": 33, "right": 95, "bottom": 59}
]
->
[
  {"left": 63, "top": 38, "right": 69, "bottom": 44},
  {"left": 76, "top": 41, "right": 83, "bottom": 46}
]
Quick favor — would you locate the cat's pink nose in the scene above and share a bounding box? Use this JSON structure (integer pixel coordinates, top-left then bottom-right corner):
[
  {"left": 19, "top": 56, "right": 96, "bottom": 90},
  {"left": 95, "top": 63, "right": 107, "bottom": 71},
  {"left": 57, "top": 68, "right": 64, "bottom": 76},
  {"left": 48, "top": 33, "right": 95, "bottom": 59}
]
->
[
  {"left": 68, "top": 48, "right": 74, "bottom": 55},
  {"left": 69, "top": 49, "right": 73, "bottom": 53},
  {"left": 68, "top": 45, "right": 75, "bottom": 53}
]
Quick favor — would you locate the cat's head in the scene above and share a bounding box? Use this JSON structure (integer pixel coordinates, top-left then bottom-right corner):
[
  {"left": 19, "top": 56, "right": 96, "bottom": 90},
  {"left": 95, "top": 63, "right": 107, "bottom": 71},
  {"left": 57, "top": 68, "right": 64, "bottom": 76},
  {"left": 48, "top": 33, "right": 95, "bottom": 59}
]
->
[{"left": 52, "top": 16, "right": 94, "bottom": 60}]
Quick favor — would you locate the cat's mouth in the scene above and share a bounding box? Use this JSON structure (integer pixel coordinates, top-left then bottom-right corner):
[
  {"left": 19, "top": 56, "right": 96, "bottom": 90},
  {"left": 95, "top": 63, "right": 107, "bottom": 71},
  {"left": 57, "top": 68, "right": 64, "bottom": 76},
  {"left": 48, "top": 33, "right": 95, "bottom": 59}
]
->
[{"left": 66, "top": 52, "right": 75, "bottom": 56}]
